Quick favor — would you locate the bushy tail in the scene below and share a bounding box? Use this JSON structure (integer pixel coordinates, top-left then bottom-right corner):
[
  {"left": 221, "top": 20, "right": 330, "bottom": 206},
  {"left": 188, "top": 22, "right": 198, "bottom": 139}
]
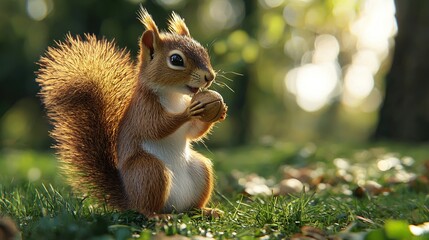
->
[{"left": 36, "top": 34, "right": 136, "bottom": 209}]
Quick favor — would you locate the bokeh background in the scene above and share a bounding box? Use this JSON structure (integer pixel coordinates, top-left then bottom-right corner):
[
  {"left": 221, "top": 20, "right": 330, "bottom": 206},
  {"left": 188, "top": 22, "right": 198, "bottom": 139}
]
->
[{"left": 1, "top": 0, "right": 427, "bottom": 150}]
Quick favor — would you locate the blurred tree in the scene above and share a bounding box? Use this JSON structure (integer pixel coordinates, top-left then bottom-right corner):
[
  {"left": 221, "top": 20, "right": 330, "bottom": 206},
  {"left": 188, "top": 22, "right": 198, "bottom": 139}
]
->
[
  {"left": 0, "top": 0, "right": 166, "bottom": 148},
  {"left": 2, "top": 0, "right": 403, "bottom": 149},
  {"left": 224, "top": 0, "right": 256, "bottom": 145},
  {"left": 374, "top": 0, "right": 429, "bottom": 141},
  {"left": 0, "top": 0, "right": 248, "bottom": 148}
]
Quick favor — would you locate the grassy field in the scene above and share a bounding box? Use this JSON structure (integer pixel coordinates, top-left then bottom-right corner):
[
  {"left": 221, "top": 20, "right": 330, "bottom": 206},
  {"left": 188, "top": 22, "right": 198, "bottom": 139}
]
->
[{"left": 1, "top": 142, "right": 429, "bottom": 239}]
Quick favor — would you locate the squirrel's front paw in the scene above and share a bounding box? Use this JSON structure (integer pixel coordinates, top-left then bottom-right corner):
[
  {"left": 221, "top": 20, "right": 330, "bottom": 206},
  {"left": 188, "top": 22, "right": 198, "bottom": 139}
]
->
[
  {"left": 187, "top": 101, "right": 205, "bottom": 118},
  {"left": 218, "top": 103, "right": 228, "bottom": 122}
]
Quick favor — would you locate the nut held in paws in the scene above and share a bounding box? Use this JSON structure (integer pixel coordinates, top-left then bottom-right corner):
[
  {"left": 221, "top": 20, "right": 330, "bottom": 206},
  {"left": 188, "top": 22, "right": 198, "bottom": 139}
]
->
[{"left": 191, "top": 90, "right": 225, "bottom": 122}]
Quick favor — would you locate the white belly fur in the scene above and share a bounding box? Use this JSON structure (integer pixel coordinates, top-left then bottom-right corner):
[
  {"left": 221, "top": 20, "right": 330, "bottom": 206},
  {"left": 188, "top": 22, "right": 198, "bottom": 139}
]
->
[{"left": 141, "top": 90, "right": 206, "bottom": 212}]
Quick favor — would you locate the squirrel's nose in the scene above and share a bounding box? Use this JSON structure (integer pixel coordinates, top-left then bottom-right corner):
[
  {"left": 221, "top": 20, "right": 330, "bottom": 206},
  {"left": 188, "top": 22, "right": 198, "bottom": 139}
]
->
[{"left": 204, "top": 70, "right": 215, "bottom": 82}]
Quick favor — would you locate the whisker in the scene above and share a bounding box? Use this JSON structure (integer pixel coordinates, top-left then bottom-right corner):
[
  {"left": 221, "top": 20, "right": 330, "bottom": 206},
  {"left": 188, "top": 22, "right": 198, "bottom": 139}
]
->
[
  {"left": 219, "top": 70, "right": 243, "bottom": 77},
  {"left": 206, "top": 39, "right": 218, "bottom": 56},
  {"left": 214, "top": 81, "right": 235, "bottom": 93},
  {"left": 212, "top": 68, "right": 241, "bottom": 92},
  {"left": 199, "top": 138, "right": 212, "bottom": 153},
  {"left": 217, "top": 74, "right": 234, "bottom": 82}
]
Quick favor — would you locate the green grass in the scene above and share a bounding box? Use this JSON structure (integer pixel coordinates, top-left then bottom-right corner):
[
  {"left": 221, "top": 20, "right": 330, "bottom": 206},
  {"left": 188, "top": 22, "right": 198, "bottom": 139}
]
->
[{"left": 1, "top": 142, "right": 429, "bottom": 239}]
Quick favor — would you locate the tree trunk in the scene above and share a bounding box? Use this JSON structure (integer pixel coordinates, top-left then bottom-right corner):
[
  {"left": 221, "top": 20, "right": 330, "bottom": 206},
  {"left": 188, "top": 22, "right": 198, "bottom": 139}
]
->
[{"left": 374, "top": 0, "right": 429, "bottom": 141}]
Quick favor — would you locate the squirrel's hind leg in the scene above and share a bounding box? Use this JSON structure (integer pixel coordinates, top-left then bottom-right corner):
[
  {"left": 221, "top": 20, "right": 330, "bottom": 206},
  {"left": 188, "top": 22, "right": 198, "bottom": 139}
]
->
[
  {"left": 119, "top": 150, "right": 171, "bottom": 216},
  {"left": 187, "top": 151, "right": 224, "bottom": 218},
  {"left": 188, "top": 150, "right": 214, "bottom": 208}
]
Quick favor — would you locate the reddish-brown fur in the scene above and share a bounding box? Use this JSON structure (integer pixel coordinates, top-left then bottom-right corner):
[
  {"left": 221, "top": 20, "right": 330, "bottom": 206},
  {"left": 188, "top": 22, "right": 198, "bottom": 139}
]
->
[
  {"left": 119, "top": 149, "right": 171, "bottom": 215},
  {"left": 37, "top": 34, "right": 134, "bottom": 209},
  {"left": 36, "top": 8, "right": 226, "bottom": 215}
]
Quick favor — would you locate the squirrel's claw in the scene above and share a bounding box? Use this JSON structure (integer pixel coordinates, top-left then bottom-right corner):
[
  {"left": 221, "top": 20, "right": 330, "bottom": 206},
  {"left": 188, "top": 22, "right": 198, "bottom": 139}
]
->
[
  {"left": 189, "top": 100, "right": 200, "bottom": 108},
  {"left": 188, "top": 101, "right": 205, "bottom": 118}
]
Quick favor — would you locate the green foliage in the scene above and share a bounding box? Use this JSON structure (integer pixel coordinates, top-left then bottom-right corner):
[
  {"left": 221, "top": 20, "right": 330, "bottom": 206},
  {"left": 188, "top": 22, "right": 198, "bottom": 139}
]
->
[
  {"left": 2, "top": 143, "right": 429, "bottom": 239},
  {"left": 366, "top": 220, "right": 429, "bottom": 240},
  {"left": 2, "top": 183, "right": 428, "bottom": 239},
  {"left": 1, "top": 0, "right": 399, "bottom": 148}
]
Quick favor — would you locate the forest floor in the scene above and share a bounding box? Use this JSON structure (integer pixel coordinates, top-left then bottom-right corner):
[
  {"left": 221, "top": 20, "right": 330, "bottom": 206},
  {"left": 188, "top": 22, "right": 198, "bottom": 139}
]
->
[{"left": 1, "top": 142, "right": 429, "bottom": 239}]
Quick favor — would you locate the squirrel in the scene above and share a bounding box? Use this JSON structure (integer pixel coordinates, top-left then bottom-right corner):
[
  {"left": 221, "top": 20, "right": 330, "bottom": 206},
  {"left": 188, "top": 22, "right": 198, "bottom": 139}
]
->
[{"left": 36, "top": 7, "right": 227, "bottom": 216}]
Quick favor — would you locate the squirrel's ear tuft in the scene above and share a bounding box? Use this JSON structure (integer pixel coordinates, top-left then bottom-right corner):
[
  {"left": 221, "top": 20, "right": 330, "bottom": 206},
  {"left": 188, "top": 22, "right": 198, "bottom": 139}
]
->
[
  {"left": 168, "top": 12, "right": 190, "bottom": 37},
  {"left": 138, "top": 7, "right": 161, "bottom": 61},
  {"left": 138, "top": 6, "right": 160, "bottom": 36}
]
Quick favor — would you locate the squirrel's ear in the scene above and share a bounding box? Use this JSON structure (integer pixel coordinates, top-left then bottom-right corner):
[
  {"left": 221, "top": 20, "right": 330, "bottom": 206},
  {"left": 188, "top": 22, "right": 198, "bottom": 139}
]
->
[
  {"left": 138, "top": 7, "right": 161, "bottom": 61},
  {"left": 168, "top": 12, "right": 190, "bottom": 37},
  {"left": 140, "top": 30, "right": 159, "bottom": 61}
]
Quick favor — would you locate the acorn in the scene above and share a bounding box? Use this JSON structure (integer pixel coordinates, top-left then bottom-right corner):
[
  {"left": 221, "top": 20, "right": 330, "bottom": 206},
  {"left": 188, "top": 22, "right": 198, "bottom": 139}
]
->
[{"left": 191, "top": 90, "right": 225, "bottom": 122}]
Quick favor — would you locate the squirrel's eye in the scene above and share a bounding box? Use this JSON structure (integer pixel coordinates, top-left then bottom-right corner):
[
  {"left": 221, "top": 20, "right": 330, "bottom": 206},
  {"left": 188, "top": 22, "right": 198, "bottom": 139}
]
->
[
  {"left": 167, "top": 50, "right": 186, "bottom": 70},
  {"left": 170, "top": 54, "right": 184, "bottom": 67}
]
